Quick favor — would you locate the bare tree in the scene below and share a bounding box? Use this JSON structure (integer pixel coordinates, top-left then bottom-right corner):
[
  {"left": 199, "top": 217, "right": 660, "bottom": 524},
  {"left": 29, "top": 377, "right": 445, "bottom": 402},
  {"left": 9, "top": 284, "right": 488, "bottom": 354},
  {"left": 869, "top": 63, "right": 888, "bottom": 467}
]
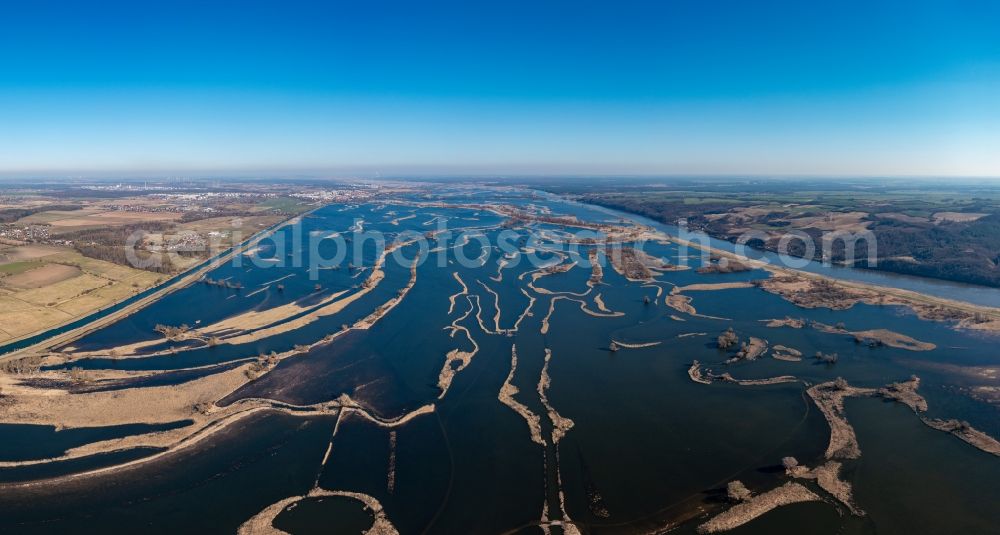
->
[
  {"left": 68, "top": 367, "right": 87, "bottom": 383},
  {"left": 814, "top": 351, "right": 838, "bottom": 364},
  {"left": 717, "top": 328, "right": 739, "bottom": 350},
  {"left": 726, "top": 480, "right": 752, "bottom": 502},
  {"left": 782, "top": 456, "right": 799, "bottom": 472}
]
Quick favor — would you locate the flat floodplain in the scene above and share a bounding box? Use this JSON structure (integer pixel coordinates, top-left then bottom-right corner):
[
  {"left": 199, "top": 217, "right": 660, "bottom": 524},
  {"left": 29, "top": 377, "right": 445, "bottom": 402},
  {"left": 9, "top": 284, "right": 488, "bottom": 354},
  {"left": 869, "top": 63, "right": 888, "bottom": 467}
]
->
[{"left": 0, "top": 184, "right": 998, "bottom": 535}]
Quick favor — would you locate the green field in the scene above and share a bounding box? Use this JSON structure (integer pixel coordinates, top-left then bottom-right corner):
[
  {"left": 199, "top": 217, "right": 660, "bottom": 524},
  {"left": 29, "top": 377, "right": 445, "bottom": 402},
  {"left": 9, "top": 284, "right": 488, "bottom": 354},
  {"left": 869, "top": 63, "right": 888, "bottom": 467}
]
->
[
  {"left": 257, "top": 196, "right": 309, "bottom": 214},
  {"left": 0, "top": 261, "right": 43, "bottom": 276}
]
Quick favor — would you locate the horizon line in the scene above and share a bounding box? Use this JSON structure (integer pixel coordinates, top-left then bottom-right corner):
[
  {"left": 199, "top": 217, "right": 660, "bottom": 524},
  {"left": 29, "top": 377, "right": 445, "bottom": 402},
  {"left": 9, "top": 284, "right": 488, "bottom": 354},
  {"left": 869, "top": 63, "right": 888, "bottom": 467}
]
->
[{"left": 2, "top": 170, "right": 1000, "bottom": 182}]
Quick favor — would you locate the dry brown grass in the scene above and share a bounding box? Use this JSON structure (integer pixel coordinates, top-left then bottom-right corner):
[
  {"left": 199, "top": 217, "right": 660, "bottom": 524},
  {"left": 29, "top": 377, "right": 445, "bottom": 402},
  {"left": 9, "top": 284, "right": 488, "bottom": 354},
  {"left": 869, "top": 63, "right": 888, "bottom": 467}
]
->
[
  {"left": 932, "top": 211, "right": 988, "bottom": 223},
  {"left": 673, "top": 282, "right": 755, "bottom": 292},
  {"left": 3, "top": 263, "right": 81, "bottom": 289},
  {"left": 39, "top": 210, "right": 183, "bottom": 230},
  {"left": 0, "top": 244, "right": 64, "bottom": 263},
  {"left": 0, "top": 364, "right": 252, "bottom": 428},
  {"left": 698, "top": 482, "right": 821, "bottom": 533},
  {"left": 790, "top": 210, "right": 871, "bottom": 233},
  {"left": 0, "top": 248, "right": 161, "bottom": 343},
  {"left": 850, "top": 328, "right": 936, "bottom": 351}
]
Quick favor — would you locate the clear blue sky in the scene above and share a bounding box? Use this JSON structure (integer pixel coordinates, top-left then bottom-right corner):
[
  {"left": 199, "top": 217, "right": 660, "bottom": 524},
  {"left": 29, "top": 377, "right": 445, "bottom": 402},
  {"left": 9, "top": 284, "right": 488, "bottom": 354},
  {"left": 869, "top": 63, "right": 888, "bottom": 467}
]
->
[{"left": 1, "top": 0, "right": 998, "bottom": 177}]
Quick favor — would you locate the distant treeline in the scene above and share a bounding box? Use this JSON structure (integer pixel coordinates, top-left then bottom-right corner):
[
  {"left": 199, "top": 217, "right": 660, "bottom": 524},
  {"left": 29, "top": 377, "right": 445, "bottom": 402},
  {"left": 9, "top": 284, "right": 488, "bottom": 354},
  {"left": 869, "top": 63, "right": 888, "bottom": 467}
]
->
[
  {"left": 62, "top": 222, "right": 180, "bottom": 274},
  {"left": 60, "top": 222, "right": 172, "bottom": 246},
  {"left": 0, "top": 204, "right": 82, "bottom": 224},
  {"left": 73, "top": 244, "right": 179, "bottom": 274},
  {"left": 864, "top": 215, "right": 1000, "bottom": 287}
]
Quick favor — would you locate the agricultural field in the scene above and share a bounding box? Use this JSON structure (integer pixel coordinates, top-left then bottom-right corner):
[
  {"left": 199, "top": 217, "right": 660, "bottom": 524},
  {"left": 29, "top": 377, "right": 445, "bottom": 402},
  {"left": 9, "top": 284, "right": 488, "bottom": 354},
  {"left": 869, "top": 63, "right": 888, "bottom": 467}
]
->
[
  {"left": 0, "top": 182, "right": 319, "bottom": 345},
  {"left": 0, "top": 244, "right": 162, "bottom": 343},
  {"left": 18, "top": 207, "right": 185, "bottom": 233}
]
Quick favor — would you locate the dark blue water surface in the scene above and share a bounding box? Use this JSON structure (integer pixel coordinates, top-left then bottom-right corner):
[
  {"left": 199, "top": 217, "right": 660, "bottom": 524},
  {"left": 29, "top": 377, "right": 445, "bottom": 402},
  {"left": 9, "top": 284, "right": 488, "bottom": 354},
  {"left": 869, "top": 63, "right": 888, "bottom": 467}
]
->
[{"left": 0, "top": 186, "right": 997, "bottom": 534}]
